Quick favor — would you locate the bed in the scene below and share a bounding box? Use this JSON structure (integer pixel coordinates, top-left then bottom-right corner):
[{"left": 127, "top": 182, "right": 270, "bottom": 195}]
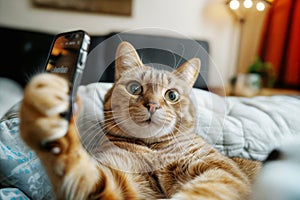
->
[{"left": 1, "top": 81, "right": 300, "bottom": 199}]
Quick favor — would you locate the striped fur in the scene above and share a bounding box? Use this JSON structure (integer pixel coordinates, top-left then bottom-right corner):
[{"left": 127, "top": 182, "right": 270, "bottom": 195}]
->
[{"left": 20, "top": 41, "right": 261, "bottom": 200}]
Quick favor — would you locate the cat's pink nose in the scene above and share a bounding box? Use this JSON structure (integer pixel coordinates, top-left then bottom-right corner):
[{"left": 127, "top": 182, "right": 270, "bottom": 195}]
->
[{"left": 146, "top": 101, "right": 161, "bottom": 114}]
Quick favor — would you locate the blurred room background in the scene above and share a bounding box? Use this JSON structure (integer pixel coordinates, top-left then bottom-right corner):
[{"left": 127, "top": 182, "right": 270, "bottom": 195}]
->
[{"left": 0, "top": 0, "right": 298, "bottom": 96}]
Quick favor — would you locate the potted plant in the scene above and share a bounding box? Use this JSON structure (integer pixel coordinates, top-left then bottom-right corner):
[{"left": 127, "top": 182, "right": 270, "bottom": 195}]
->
[{"left": 247, "top": 57, "right": 276, "bottom": 88}]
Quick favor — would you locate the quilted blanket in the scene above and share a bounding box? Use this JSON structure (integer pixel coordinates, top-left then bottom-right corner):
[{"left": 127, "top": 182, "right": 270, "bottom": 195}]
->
[
  {"left": 1, "top": 82, "right": 300, "bottom": 199},
  {"left": 78, "top": 83, "right": 300, "bottom": 161}
]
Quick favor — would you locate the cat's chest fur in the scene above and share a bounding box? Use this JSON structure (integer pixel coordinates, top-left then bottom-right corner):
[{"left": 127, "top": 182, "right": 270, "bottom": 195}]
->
[{"left": 92, "top": 133, "right": 214, "bottom": 174}]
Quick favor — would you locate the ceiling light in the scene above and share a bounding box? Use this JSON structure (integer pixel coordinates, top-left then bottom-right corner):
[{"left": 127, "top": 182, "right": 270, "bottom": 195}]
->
[
  {"left": 244, "top": 0, "right": 253, "bottom": 8},
  {"left": 229, "top": 0, "right": 240, "bottom": 10},
  {"left": 256, "top": 2, "right": 265, "bottom": 11}
]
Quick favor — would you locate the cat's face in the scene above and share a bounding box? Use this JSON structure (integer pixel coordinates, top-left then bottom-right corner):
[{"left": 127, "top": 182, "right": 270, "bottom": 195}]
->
[{"left": 104, "top": 42, "right": 200, "bottom": 141}]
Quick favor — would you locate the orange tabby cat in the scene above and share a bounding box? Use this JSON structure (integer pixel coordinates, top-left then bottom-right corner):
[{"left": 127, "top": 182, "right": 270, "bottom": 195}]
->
[{"left": 20, "top": 41, "right": 261, "bottom": 200}]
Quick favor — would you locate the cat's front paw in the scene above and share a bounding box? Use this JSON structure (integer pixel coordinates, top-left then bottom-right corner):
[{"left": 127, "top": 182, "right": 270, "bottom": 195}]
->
[{"left": 20, "top": 73, "right": 71, "bottom": 147}]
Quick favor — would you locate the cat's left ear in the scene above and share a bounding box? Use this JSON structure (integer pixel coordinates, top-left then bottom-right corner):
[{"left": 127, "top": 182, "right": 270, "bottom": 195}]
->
[
  {"left": 173, "top": 58, "right": 201, "bottom": 89},
  {"left": 115, "top": 41, "right": 143, "bottom": 80}
]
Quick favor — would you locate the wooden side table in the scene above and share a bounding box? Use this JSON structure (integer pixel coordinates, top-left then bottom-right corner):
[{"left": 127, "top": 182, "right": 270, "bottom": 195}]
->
[
  {"left": 258, "top": 88, "right": 300, "bottom": 96},
  {"left": 209, "top": 87, "right": 300, "bottom": 97}
]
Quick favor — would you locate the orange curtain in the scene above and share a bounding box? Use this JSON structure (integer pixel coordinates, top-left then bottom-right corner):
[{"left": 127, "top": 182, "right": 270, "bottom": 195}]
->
[{"left": 259, "top": 0, "right": 300, "bottom": 89}]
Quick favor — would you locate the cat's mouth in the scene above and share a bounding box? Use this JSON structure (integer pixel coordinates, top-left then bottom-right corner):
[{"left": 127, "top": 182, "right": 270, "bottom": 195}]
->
[
  {"left": 140, "top": 115, "right": 156, "bottom": 126},
  {"left": 145, "top": 118, "right": 152, "bottom": 124},
  {"left": 141, "top": 115, "right": 164, "bottom": 127},
  {"left": 129, "top": 108, "right": 163, "bottom": 127}
]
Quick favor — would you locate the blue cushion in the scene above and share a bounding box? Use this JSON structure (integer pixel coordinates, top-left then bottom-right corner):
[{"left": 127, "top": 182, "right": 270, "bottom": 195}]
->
[{"left": 0, "top": 103, "right": 53, "bottom": 200}]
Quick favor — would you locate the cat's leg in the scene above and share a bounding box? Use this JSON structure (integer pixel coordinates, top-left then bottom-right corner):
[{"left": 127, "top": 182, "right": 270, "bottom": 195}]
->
[
  {"left": 171, "top": 169, "right": 249, "bottom": 200},
  {"left": 231, "top": 157, "right": 262, "bottom": 183},
  {"left": 19, "top": 73, "right": 141, "bottom": 200},
  {"left": 159, "top": 157, "right": 255, "bottom": 200}
]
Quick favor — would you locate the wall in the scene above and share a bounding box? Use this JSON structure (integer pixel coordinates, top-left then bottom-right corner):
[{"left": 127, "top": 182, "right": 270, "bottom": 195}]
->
[
  {"left": 0, "top": 0, "right": 241, "bottom": 88},
  {"left": 237, "top": 6, "right": 268, "bottom": 74}
]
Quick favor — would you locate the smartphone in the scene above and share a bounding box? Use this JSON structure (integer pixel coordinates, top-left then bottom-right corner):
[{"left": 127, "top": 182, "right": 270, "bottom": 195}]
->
[{"left": 45, "top": 30, "right": 90, "bottom": 121}]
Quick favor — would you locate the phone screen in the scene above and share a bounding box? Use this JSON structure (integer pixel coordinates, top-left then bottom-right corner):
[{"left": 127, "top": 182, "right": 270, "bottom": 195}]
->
[{"left": 46, "top": 31, "right": 88, "bottom": 83}]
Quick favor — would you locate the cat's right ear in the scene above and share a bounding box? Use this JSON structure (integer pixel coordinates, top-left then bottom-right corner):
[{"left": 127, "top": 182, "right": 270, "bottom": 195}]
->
[
  {"left": 173, "top": 58, "right": 201, "bottom": 89},
  {"left": 115, "top": 41, "right": 143, "bottom": 80}
]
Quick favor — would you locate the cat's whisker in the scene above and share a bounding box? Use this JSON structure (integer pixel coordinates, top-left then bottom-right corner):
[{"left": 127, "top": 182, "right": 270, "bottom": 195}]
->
[
  {"left": 162, "top": 124, "right": 184, "bottom": 150},
  {"left": 77, "top": 121, "right": 102, "bottom": 134},
  {"left": 78, "top": 111, "right": 100, "bottom": 117},
  {"left": 174, "top": 122, "right": 191, "bottom": 134},
  {"left": 103, "top": 112, "right": 125, "bottom": 118},
  {"left": 80, "top": 126, "right": 103, "bottom": 146},
  {"left": 102, "top": 118, "right": 131, "bottom": 133},
  {"left": 79, "top": 121, "right": 102, "bottom": 134},
  {"left": 101, "top": 123, "right": 116, "bottom": 131},
  {"left": 77, "top": 113, "right": 99, "bottom": 119},
  {"left": 174, "top": 128, "right": 193, "bottom": 149},
  {"left": 79, "top": 120, "right": 102, "bottom": 130},
  {"left": 101, "top": 116, "right": 128, "bottom": 125},
  {"left": 103, "top": 107, "right": 130, "bottom": 113},
  {"left": 79, "top": 121, "right": 108, "bottom": 147},
  {"left": 170, "top": 126, "right": 194, "bottom": 152},
  {"left": 170, "top": 129, "right": 210, "bottom": 162},
  {"left": 101, "top": 116, "right": 119, "bottom": 123},
  {"left": 77, "top": 117, "right": 103, "bottom": 127},
  {"left": 77, "top": 116, "right": 101, "bottom": 124},
  {"left": 84, "top": 133, "right": 105, "bottom": 154}
]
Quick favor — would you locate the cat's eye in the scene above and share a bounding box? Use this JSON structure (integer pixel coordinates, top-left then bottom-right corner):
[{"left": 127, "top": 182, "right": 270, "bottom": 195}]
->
[
  {"left": 126, "top": 82, "right": 143, "bottom": 95},
  {"left": 165, "top": 89, "right": 180, "bottom": 103}
]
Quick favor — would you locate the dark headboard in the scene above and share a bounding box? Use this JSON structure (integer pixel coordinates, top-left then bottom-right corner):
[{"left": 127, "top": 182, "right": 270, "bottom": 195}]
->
[
  {"left": 84, "top": 32, "right": 210, "bottom": 89},
  {"left": 0, "top": 27, "right": 54, "bottom": 87},
  {"left": 0, "top": 27, "right": 209, "bottom": 89}
]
